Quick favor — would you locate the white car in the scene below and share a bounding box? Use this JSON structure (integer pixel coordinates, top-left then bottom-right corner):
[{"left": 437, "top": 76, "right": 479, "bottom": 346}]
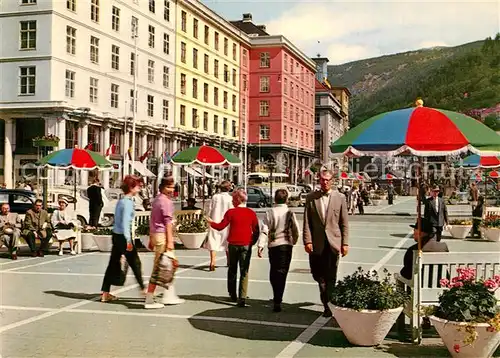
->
[{"left": 47, "top": 188, "right": 117, "bottom": 227}]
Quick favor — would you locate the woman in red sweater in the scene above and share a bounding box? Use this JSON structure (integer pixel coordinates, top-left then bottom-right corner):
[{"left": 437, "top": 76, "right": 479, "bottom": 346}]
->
[{"left": 207, "top": 189, "right": 259, "bottom": 307}]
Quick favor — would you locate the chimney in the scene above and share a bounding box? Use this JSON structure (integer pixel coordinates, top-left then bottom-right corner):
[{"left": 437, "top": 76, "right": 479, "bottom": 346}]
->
[
  {"left": 257, "top": 25, "right": 266, "bottom": 32},
  {"left": 242, "top": 13, "right": 252, "bottom": 22}
]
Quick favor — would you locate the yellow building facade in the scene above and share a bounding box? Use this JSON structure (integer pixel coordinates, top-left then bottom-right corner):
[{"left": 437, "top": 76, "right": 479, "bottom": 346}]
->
[{"left": 175, "top": 1, "right": 243, "bottom": 141}]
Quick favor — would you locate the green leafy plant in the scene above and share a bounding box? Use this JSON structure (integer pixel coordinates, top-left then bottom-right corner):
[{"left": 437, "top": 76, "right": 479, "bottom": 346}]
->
[
  {"left": 33, "top": 134, "right": 60, "bottom": 141},
  {"left": 178, "top": 218, "right": 208, "bottom": 234},
  {"left": 371, "top": 195, "right": 382, "bottom": 200},
  {"left": 449, "top": 219, "right": 472, "bottom": 225},
  {"left": 135, "top": 222, "right": 149, "bottom": 235},
  {"left": 93, "top": 227, "right": 113, "bottom": 235},
  {"left": 429, "top": 268, "right": 500, "bottom": 352},
  {"left": 331, "top": 267, "right": 408, "bottom": 311},
  {"left": 482, "top": 214, "right": 500, "bottom": 228},
  {"left": 81, "top": 227, "right": 95, "bottom": 233}
]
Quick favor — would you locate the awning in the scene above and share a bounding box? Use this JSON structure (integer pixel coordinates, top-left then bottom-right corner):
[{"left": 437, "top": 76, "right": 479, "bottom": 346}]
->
[
  {"left": 130, "top": 161, "right": 156, "bottom": 178},
  {"left": 184, "top": 166, "right": 214, "bottom": 178}
]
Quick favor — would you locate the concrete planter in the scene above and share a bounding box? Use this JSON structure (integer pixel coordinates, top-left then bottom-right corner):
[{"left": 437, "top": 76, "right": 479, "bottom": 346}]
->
[
  {"left": 372, "top": 200, "right": 382, "bottom": 206},
  {"left": 93, "top": 234, "right": 113, "bottom": 252},
  {"left": 178, "top": 232, "right": 207, "bottom": 249},
  {"left": 429, "top": 315, "right": 500, "bottom": 358},
  {"left": 448, "top": 225, "right": 472, "bottom": 239},
  {"left": 81, "top": 233, "right": 98, "bottom": 251},
  {"left": 328, "top": 303, "right": 403, "bottom": 346},
  {"left": 481, "top": 228, "right": 500, "bottom": 242}
]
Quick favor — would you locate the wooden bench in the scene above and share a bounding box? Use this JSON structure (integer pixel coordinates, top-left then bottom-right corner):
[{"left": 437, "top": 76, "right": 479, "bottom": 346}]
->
[
  {"left": 484, "top": 206, "right": 500, "bottom": 219},
  {"left": 395, "top": 251, "right": 500, "bottom": 344}
]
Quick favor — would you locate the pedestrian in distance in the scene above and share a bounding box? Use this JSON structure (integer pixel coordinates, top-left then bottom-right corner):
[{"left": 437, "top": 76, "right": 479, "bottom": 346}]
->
[
  {"left": 423, "top": 185, "right": 449, "bottom": 242},
  {"left": 258, "top": 189, "right": 299, "bottom": 312},
  {"left": 303, "top": 169, "right": 349, "bottom": 317},
  {"left": 87, "top": 178, "right": 104, "bottom": 228}
]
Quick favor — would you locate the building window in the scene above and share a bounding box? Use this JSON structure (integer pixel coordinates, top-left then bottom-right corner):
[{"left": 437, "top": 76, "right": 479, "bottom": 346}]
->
[
  {"left": 232, "top": 43, "right": 237, "bottom": 61},
  {"left": 290, "top": 105, "right": 293, "bottom": 120},
  {"left": 260, "top": 52, "right": 270, "bottom": 68},
  {"left": 203, "top": 83, "right": 208, "bottom": 102},
  {"left": 296, "top": 108, "right": 299, "bottom": 123},
  {"left": 111, "top": 45, "right": 120, "bottom": 70},
  {"left": 147, "top": 95, "right": 154, "bottom": 117},
  {"left": 162, "top": 66, "right": 169, "bottom": 88},
  {"left": 21, "top": 0, "right": 37, "bottom": 3},
  {"left": 315, "top": 113, "right": 320, "bottom": 124},
  {"left": 289, "top": 59, "right": 293, "bottom": 72},
  {"left": 193, "top": 18, "right": 198, "bottom": 38},
  {"left": 180, "top": 105, "right": 186, "bottom": 125},
  {"left": 284, "top": 78, "right": 288, "bottom": 95},
  {"left": 20, "top": 21, "right": 36, "bottom": 50},
  {"left": 89, "top": 77, "right": 98, "bottom": 103},
  {"left": 214, "top": 32, "right": 219, "bottom": 50},
  {"left": 192, "top": 108, "right": 198, "bottom": 128},
  {"left": 90, "top": 36, "right": 99, "bottom": 63},
  {"left": 214, "top": 59, "right": 219, "bottom": 78},
  {"left": 242, "top": 49, "right": 248, "bottom": 66},
  {"left": 284, "top": 102, "right": 287, "bottom": 118},
  {"left": 223, "top": 37, "right": 228, "bottom": 56},
  {"left": 131, "top": 16, "right": 139, "bottom": 37},
  {"left": 232, "top": 69, "right": 237, "bottom": 86},
  {"left": 204, "top": 25, "right": 209, "bottom": 45},
  {"left": 284, "top": 125, "right": 287, "bottom": 141},
  {"left": 192, "top": 78, "right": 198, "bottom": 99},
  {"left": 91, "top": 0, "right": 99, "bottom": 22},
  {"left": 180, "top": 42, "right": 186, "bottom": 63},
  {"left": 223, "top": 118, "right": 228, "bottom": 135},
  {"left": 148, "top": 59, "right": 155, "bottom": 83},
  {"left": 259, "top": 100, "right": 269, "bottom": 116},
  {"left": 181, "top": 10, "right": 186, "bottom": 32},
  {"left": 163, "top": 33, "right": 169, "bottom": 54},
  {"left": 242, "top": 74, "right": 247, "bottom": 91},
  {"left": 213, "top": 115, "right": 219, "bottom": 133},
  {"left": 130, "top": 89, "right": 137, "bottom": 112},
  {"left": 130, "top": 53, "right": 135, "bottom": 76},
  {"left": 192, "top": 48, "right": 198, "bottom": 69},
  {"left": 232, "top": 94, "right": 236, "bottom": 112},
  {"left": 148, "top": 25, "right": 155, "bottom": 48},
  {"left": 65, "top": 120, "right": 78, "bottom": 149},
  {"left": 149, "top": 0, "right": 155, "bottom": 13},
  {"left": 213, "top": 87, "right": 219, "bottom": 106},
  {"left": 259, "top": 76, "right": 269, "bottom": 92},
  {"left": 66, "top": 26, "right": 76, "bottom": 55},
  {"left": 284, "top": 54, "right": 288, "bottom": 71},
  {"left": 231, "top": 120, "right": 236, "bottom": 137},
  {"left": 112, "top": 6, "right": 120, "bottom": 31},
  {"left": 180, "top": 74, "right": 186, "bottom": 95},
  {"left": 65, "top": 70, "right": 75, "bottom": 98},
  {"left": 110, "top": 83, "right": 119, "bottom": 108},
  {"left": 66, "top": 0, "right": 76, "bottom": 11},
  {"left": 223, "top": 91, "right": 228, "bottom": 109},
  {"left": 110, "top": 129, "right": 121, "bottom": 153},
  {"left": 203, "top": 112, "right": 208, "bottom": 131},
  {"left": 164, "top": 0, "right": 170, "bottom": 21},
  {"left": 88, "top": 125, "right": 100, "bottom": 152},
  {"left": 204, "top": 54, "right": 209, "bottom": 73},
  {"left": 259, "top": 125, "right": 270, "bottom": 140},
  {"left": 301, "top": 110, "right": 304, "bottom": 124},
  {"left": 223, "top": 65, "right": 229, "bottom": 82},
  {"left": 162, "top": 99, "right": 169, "bottom": 121}
]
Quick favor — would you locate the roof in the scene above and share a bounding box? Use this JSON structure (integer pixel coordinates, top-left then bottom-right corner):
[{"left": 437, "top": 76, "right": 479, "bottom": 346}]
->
[
  {"left": 331, "top": 86, "right": 352, "bottom": 97},
  {"left": 230, "top": 20, "right": 269, "bottom": 36},
  {"left": 315, "top": 78, "right": 330, "bottom": 92}
]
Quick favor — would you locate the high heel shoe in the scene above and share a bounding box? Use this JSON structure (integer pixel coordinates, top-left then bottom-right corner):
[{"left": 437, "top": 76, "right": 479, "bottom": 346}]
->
[{"left": 209, "top": 264, "right": 215, "bottom": 271}]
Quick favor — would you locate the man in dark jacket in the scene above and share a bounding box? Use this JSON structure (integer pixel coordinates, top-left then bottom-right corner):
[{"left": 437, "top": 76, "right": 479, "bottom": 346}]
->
[
  {"left": 87, "top": 178, "right": 103, "bottom": 227},
  {"left": 423, "top": 185, "right": 448, "bottom": 242}
]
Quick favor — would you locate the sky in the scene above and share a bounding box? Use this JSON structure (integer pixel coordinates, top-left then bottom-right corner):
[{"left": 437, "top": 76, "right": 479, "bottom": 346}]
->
[{"left": 201, "top": 0, "right": 500, "bottom": 65}]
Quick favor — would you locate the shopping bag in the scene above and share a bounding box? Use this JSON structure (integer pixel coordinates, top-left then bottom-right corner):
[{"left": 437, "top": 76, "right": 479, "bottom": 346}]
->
[{"left": 150, "top": 251, "right": 179, "bottom": 289}]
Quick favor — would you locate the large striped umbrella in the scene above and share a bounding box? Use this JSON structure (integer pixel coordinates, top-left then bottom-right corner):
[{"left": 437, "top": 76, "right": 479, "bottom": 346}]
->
[
  {"left": 37, "top": 148, "right": 113, "bottom": 170},
  {"left": 171, "top": 145, "right": 241, "bottom": 166},
  {"left": 331, "top": 106, "right": 500, "bottom": 157},
  {"left": 456, "top": 154, "right": 500, "bottom": 169}
]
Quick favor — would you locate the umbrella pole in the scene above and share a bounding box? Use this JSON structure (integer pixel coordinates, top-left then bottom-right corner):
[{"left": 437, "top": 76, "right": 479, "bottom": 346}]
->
[
  {"left": 74, "top": 170, "right": 77, "bottom": 210},
  {"left": 202, "top": 166, "right": 206, "bottom": 212}
]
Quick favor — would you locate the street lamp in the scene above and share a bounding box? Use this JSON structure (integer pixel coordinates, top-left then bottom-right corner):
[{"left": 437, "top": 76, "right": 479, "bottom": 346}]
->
[{"left": 265, "top": 154, "right": 276, "bottom": 207}]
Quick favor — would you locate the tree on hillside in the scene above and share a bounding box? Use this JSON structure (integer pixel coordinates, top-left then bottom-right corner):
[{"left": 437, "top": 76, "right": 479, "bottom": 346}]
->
[{"left": 484, "top": 114, "right": 500, "bottom": 131}]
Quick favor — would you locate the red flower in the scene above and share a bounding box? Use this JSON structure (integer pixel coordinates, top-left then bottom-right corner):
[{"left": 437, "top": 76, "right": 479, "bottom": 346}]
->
[
  {"left": 440, "top": 278, "right": 450, "bottom": 287},
  {"left": 487, "top": 326, "right": 495, "bottom": 332},
  {"left": 454, "top": 344, "right": 460, "bottom": 353},
  {"left": 484, "top": 279, "right": 498, "bottom": 291}
]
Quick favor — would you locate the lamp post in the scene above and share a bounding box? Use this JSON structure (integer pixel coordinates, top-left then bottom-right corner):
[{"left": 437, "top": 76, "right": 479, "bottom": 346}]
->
[
  {"left": 130, "top": 27, "right": 138, "bottom": 175},
  {"left": 266, "top": 154, "right": 276, "bottom": 207}
]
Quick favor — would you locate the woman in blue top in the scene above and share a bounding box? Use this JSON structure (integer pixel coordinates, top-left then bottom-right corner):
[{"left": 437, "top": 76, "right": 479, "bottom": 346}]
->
[{"left": 101, "top": 175, "right": 145, "bottom": 302}]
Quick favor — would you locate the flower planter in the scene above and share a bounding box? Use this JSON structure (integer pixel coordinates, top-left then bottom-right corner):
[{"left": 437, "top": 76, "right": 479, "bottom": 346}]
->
[
  {"left": 328, "top": 304, "right": 403, "bottom": 346},
  {"left": 429, "top": 316, "right": 500, "bottom": 358},
  {"left": 93, "top": 234, "right": 113, "bottom": 252},
  {"left": 178, "top": 232, "right": 207, "bottom": 249},
  {"left": 81, "top": 233, "right": 98, "bottom": 251},
  {"left": 481, "top": 228, "right": 500, "bottom": 242},
  {"left": 33, "top": 139, "right": 59, "bottom": 147},
  {"left": 448, "top": 225, "right": 473, "bottom": 239},
  {"left": 288, "top": 201, "right": 300, "bottom": 207},
  {"left": 372, "top": 200, "right": 382, "bottom": 206}
]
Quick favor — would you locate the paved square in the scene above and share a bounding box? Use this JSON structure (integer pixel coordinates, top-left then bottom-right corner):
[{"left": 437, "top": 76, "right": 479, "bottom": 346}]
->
[{"left": 1, "top": 212, "right": 499, "bottom": 357}]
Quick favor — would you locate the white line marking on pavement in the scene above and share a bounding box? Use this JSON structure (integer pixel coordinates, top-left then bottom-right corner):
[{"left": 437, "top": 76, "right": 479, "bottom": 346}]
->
[
  {"left": 0, "top": 256, "right": 219, "bottom": 335},
  {"left": 274, "top": 229, "right": 413, "bottom": 358},
  {"left": 371, "top": 196, "right": 416, "bottom": 213},
  {"left": 0, "top": 252, "right": 98, "bottom": 272},
  {"left": 0, "top": 257, "right": 39, "bottom": 266},
  {"left": 0, "top": 304, "right": 343, "bottom": 332}
]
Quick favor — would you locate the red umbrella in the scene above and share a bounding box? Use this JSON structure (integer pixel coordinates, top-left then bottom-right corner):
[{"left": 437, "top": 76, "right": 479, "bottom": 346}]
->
[{"left": 489, "top": 171, "right": 499, "bottom": 179}]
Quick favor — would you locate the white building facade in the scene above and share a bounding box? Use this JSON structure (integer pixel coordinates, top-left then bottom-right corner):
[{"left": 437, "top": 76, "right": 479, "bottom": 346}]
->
[{"left": 0, "top": 0, "right": 178, "bottom": 188}]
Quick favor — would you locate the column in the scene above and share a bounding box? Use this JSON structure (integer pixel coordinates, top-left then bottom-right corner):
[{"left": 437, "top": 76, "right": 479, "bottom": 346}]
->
[
  {"left": 102, "top": 123, "right": 110, "bottom": 189},
  {"left": 171, "top": 138, "right": 179, "bottom": 182},
  {"left": 45, "top": 117, "right": 58, "bottom": 186},
  {"left": 55, "top": 117, "right": 66, "bottom": 185},
  {"left": 140, "top": 131, "right": 147, "bottom": 156},
  {"left": 122, "top": 123, "right": 130, "bottom": 176},
  {"left": 238, "top": 151, "right": 244, "bottom": 185},
  {"left": 78, "top": 120, "right": 89, "bottom": 186},
  {"left": 156, "top": 134, "right": 164, "bottom": 178},
  {"left": 4, "top": 119, "right": 14, "bottom": 189}
]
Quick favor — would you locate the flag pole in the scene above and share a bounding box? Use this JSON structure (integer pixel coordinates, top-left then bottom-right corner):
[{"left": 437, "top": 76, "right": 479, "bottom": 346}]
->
[{"left": 130, "top": 29, "right": 138, "bottom": 176}]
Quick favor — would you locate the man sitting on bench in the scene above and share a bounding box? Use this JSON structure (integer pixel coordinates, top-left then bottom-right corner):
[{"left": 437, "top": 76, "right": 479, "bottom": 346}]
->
[
  {"left": 22, "top": 199, "right": 52, "bottom": 257},
  {"left": 400, "top": 218, "right": 449, "bottom": 280}
]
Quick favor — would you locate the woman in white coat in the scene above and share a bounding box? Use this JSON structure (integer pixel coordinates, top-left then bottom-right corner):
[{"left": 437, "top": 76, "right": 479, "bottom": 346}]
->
[
  {"left": 51, "top": 198, "right": 78, "bottom": 255},
  {"left": 204, "top": 180, "right": 233, "bottom": 271}
]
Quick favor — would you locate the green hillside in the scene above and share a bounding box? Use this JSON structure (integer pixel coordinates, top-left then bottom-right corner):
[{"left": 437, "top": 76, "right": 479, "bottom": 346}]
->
[{"left": 328, "top": 35, "right": 500, "bottom": 127}]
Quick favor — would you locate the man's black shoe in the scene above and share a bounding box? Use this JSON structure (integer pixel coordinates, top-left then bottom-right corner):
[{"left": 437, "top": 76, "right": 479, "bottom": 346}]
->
[
  {"left": 273, "top": 303, "right": 282, "bottom": 312},
  {"left": 237, "top": 299, "right": 246, "bottom": 307},
  {"left": 322, "top": 308, "right": 332, "bottom": 317}
]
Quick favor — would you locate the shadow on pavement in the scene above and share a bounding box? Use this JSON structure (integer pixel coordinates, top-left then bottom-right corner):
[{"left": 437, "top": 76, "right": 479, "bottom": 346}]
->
[
  {"left": 45, "top": 290, "right": 99, "bottom": 301},
  {"left": 390, "top": 233, "right": 412, "bottom": 239}
]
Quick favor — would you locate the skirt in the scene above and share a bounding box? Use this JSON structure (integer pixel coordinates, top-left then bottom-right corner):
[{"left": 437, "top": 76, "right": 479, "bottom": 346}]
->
[{"left": 203, "top": 227, "right": 228, "bottom": 252}]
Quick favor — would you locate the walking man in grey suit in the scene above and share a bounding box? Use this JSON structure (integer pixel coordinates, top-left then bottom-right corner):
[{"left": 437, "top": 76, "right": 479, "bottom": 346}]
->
[
  {"left": 303, "top": 169, "right": 349, "bottom": 317},
  {"left": 424, "top": 185, "right": 448, "bottom": 242}
]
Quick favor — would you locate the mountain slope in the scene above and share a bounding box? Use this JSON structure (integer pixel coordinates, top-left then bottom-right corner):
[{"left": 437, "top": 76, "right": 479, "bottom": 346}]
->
[{"left": 328, "top": 37, "right": 500, "bottom": 126}]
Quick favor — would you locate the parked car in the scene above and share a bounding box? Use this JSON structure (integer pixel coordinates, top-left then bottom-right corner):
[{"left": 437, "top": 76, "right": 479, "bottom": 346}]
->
[
  {"left": 246, "top": 186, "right": 272, "bottom": 208},
  {"left": 0, "top": 189, "right": 47, "bottom": 216}
]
